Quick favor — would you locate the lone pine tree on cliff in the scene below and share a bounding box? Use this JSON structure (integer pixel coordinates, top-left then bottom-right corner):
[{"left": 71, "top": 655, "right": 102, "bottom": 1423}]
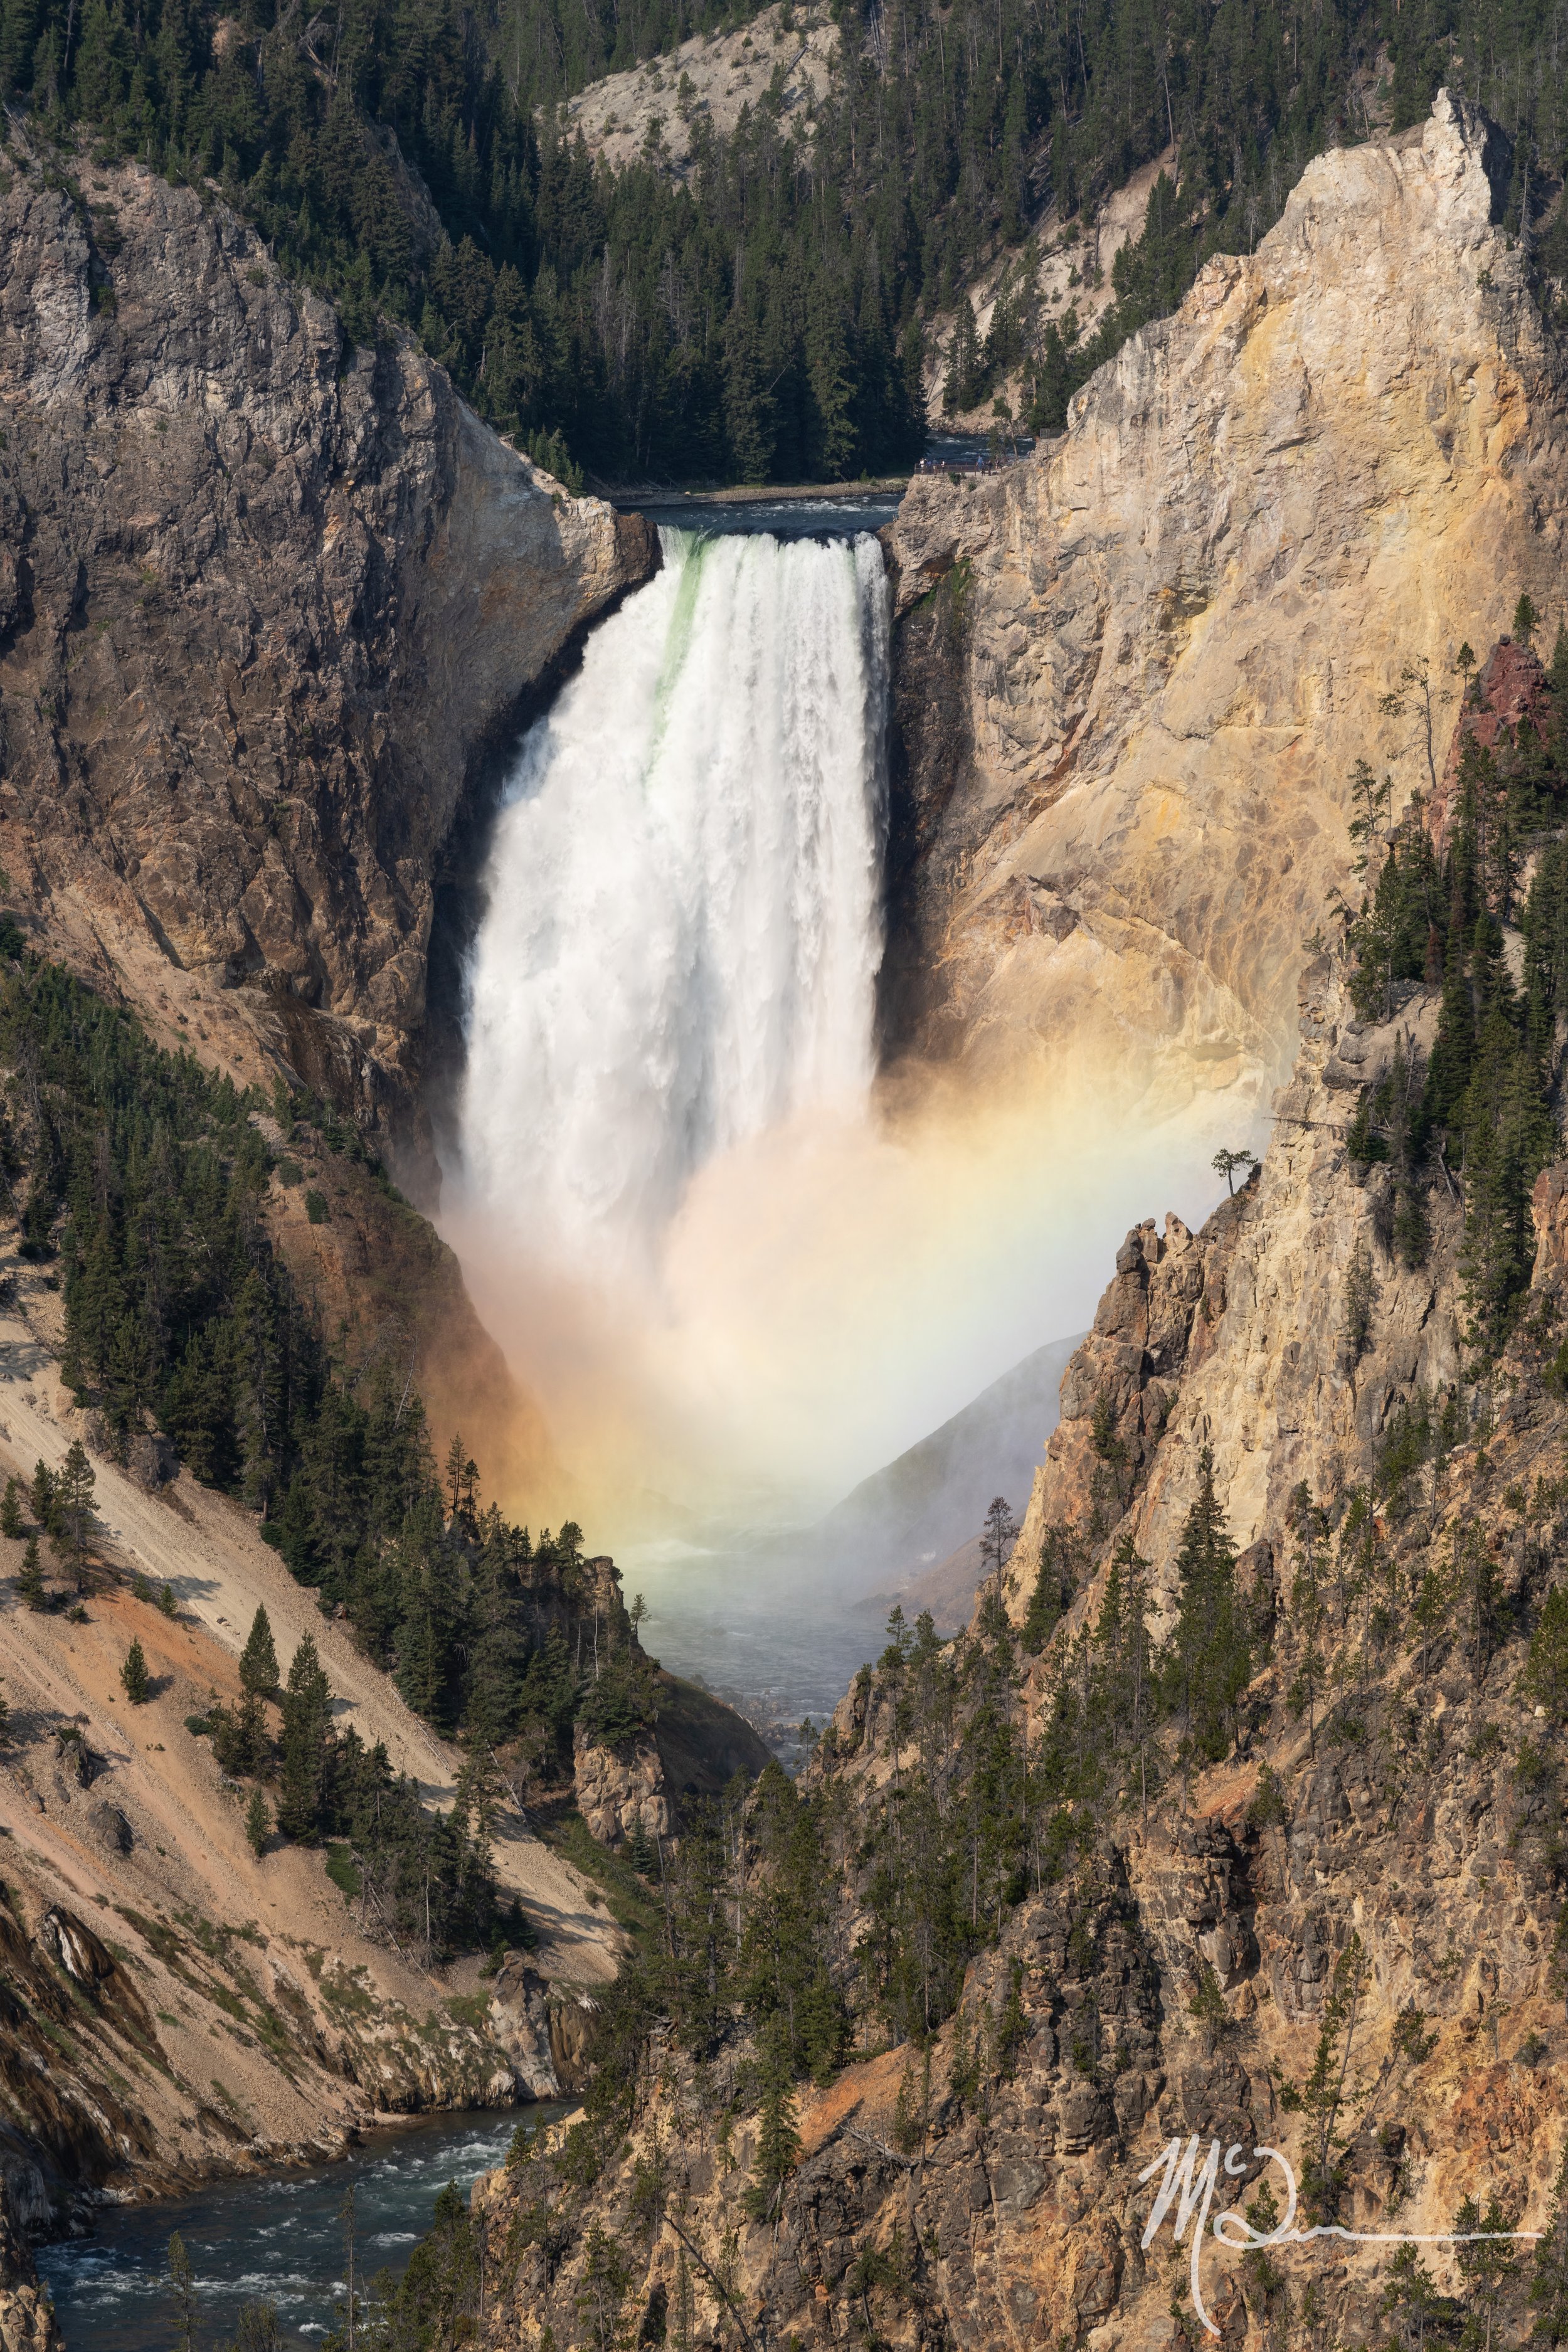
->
[
  {"left": 239, "top": 1606, "right": 279, "bottom": 1697},
  {"left": 1164, "top": 1447, "right": 1250, "bottom": 1763},
  {"left": 1212, "top": 1145, "right": 1258, "bottom": 1195},
  {"left": 980, "top": 1496, "right": 1018, "bottom": 1594},
  {"left": 120, "top": 1638, "right": 150, "bottom": 1705},
  {"left": 245, "top": 1786, "right": 271, "bottom": 1858}
]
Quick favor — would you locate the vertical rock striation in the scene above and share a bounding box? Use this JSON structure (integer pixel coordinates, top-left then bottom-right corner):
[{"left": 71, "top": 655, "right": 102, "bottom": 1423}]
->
[
  {"left": 882, "top": 93, "right": 1567, "bottom": 1123},
  {"left": 0, "top": 137, "right": 654, "bottom": 1167}
]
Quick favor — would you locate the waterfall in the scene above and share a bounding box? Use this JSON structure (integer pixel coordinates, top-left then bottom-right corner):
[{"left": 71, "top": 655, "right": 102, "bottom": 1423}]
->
[{"left": 454, "top": 527, "right": 891, "bottom": 1296}]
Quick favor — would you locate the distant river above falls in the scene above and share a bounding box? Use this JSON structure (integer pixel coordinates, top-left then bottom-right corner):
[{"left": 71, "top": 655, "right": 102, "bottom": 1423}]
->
[{"left": 38, "top": 2107, "right": 564, "bottom": 2350}]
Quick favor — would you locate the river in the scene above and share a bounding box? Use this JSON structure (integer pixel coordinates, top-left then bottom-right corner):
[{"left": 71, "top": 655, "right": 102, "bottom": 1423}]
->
[{"left": 38, "top": 2106, "right": 565, "bottom": 2349}]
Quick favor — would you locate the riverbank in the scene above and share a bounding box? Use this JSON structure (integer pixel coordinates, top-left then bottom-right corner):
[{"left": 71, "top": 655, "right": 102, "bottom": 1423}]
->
[
  {"left": 0, "top": 1246, "right": 619, "bottom": 2230},
  {"left": 38, "top": 2106, "right": 564, "bottom": 2350}
]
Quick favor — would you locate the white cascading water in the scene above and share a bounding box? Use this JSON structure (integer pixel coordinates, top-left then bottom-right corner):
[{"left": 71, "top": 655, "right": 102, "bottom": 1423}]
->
[{"left": 455, "top": 527, "right": 891, "bottom": 1298}]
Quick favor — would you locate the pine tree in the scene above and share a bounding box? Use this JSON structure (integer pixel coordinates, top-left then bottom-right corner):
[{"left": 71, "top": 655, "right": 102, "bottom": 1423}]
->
[
  {"left": 121, "top": 1638, "right": 151, "bottom": 1705},
  {"left": 980, "top": 1495, "right": 1019, "bottom": 1594},
  {"left": 444, "top": 1431, "right": 467, "bottom": 1518},
  {"left": 466, "top": 1526, "right": 524, "bottom": 1742},
  {"left": 944, "top": 295, "right": 982, "bottom": 415},
  {"left": 395, "top": 1498, "right": 462, "bottom": 1730},
  {"left": 0, "top": 1675, "right": 8, "bottom": 1748},
  {"left": 238, "top": 1604, "right": 280, "bottom": 1696},
  {"left": 1454, "top": 2193, "right": 1521, "bottom": 2352},
  {"left": 29, "top": 1458, "right": 53, "bottom": 1531},
  {"left": 224, "top": 2302, "right": 284, "bottom": 2352},
  {"left": 277, "top": 1635, "right": 333, "bottom": 1838},
  {"left": 16, "top": 1532, "right": 44, "bottom": 1610},
  {"left": 1286, "top": 1490, "right": 1329, "bottom": 1751},
  {"left": 213, "top": 1690, "right": 272, "bottom": 1779},
  {"left": 245, "top": 1785, "right": 271, "bottom": 1857},
  {"left": 575, "top": 2225, "right": 634, "bottom": 2352},
  {"left": 1343, "top": 1237, "right": 1377, "bottom": 1363},
  {"left": 723, "top": 307, "right": 776, "bottom": 484},
  {"left": 1095, "top": 1529, "right": 1155, "bottom": 1806},
  {"left": 1285, "top": 1934, "right": 1369, "bottom": 2221},
  {"left": 1523, "top": 1587, "right": 1568, "bottom": 1721},
  {"left": 743, "top": 2023, "right": 802, "bottom": 2219},
  {"left": 1551, "top": 623, "right": 1568, "bottom": 702},
  {"left": 1163, "top": 1448, "right": 1251, "bottom": 1762},
  {"left": 1, "top": 1476, "right": 23, "bottom": 1538},
  {"left": 1424, "top": 922, "right": 1477, "bottom": 1132}
]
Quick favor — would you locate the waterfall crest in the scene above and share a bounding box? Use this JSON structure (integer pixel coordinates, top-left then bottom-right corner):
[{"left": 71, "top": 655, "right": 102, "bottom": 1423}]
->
[{"left": 455, "top": 527, "right": 891, "bottom": 1293}]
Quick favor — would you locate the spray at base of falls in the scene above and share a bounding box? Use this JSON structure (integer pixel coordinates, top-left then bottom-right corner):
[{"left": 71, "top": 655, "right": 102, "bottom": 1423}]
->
[{"left": 443, "top": 526, "right": 1251, "bottom": 1533}]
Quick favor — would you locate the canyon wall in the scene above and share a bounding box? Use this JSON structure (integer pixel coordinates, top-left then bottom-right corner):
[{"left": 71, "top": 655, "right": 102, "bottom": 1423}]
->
[
  {"left": 0, "top": 133, "right": 654, "bottom": 1174},
  {"left": 452, "top": 894, "right": 1568, "bottom": 2352},
  {"left": 426, "top": 103, "right": 1568, "bottom": 2351},
  {"left": 450, "top": 922, "right": 1568, "bottom": 2352},
  {"left": 883, "top": 93, "right": 1567, "bottom": 1124},
  {"left": 1005, "top": 958, "right": 1458, "bottom": 1624}
]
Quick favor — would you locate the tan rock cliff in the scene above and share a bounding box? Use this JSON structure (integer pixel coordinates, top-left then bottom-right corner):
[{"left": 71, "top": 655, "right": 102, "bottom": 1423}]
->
[
  {"left": 572, "top": 1724, "right": 673, "bottom": 1846},
  {"left": 1006, "top": 954, "right": 1461, "bottom": 1628},
  {"left": 882, "top": 93, "right": 1566, "bottom": 1128}
]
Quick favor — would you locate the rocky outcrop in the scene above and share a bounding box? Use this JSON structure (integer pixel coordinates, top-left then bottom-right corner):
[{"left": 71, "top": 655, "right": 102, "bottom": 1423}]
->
[
  {"left": 0, "top": 2180, "right": 60, "bottom": 2352},
  {"left": 559, "top": 1, "right": 837, "bottom": 182},
  {"left": 1006, "top": 967, "right": 1449, "bottom": 1608},
  {"left": 1005, "top": 951, "right": 1464, "bottom": 1624},
  {"left": 1011, "top": 1195, "right": 1250, "bottom": 1560},
  {"left": 0, "top": 134, "right": 655, "bottom": 1175},
  {"left": 573, "top": 1724, "right": 672, "bottom": 1846},
  {"left": 882, "top": 93, "right": 1567, "bottom": 1129}
]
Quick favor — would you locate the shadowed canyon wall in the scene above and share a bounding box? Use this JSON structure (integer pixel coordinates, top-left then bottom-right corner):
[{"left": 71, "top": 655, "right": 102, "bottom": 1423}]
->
[{"left": 0, "top": 135, "right": 654, "bottom": 1169}]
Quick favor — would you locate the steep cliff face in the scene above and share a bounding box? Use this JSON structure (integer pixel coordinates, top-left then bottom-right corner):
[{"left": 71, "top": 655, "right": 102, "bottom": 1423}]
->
[
  {"left": 444, "top": 922, "right": 1568, "bottom": 2352},
  {"left": 0, "top": 134, "right": 654, "bottom": 1172},
  {"left": 882, "top": 93, "right": 1565, "bottom": 1124},
  {"left": 1007, "top": 953, "right": 1461, "bottom": 1626},
  {"left": 427, "top": 683, "right": 1568, "bottom": 2352}
]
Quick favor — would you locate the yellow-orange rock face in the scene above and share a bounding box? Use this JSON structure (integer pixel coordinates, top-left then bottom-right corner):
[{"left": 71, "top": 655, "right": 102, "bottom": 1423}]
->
[{"left": 884, "top": 93, "right": 1566, "bottom": 1124}]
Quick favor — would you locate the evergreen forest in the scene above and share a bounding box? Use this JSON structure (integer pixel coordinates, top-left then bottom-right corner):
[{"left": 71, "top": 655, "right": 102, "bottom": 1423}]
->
[
  {"left": 6, "top": 0, "right": 1568, "bottom": 482},
  {"left": 1344, "top": 612, "right": 1568, "bottom": 1353},
  {"left": 0, "top": 951, "right": 657, "bottom": 1956}
]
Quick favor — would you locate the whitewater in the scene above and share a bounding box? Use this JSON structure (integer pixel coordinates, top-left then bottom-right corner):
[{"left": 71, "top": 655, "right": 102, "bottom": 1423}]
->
[
  {"left": 444, "top": 519, "right": 1236, "bottom": 1531},
  {"left": 457, "top": 527, "right": 890, "bottom": 1295}
]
